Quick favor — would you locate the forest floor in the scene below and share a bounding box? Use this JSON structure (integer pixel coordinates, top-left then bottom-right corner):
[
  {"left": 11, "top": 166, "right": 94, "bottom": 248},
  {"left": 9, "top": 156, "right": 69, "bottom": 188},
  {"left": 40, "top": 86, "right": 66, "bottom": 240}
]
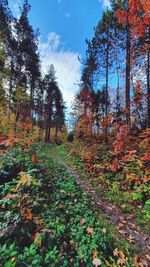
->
[
  {"left": 0, "top": 144, "right": 150, "bottom": 266},
  {"left": 54, "top": 148, "right": 150, "bottom": 253},
  {"left": 54, "top": 146, "right": 150, "bottom": 266}
]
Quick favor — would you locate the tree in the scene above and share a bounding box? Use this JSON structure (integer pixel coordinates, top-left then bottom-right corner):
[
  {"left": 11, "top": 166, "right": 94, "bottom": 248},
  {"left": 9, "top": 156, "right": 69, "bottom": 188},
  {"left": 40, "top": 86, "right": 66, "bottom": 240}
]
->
[
  {"left": 113, "top": 0, "right": 131, "bottom": 125},
  {"left": 128, "top": 0, "right": 150, "bottom": 128},
  {"left": 53, "top": 86, "right": 65, "bottom": 144},
  {"left": 15, "top": 0, "right": 40, "bottom": 119}
]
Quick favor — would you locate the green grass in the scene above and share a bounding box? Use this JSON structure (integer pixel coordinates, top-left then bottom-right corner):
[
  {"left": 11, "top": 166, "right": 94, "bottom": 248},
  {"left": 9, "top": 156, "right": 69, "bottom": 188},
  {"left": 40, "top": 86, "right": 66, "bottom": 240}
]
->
[
  {"left": 0, "top": 144, "right": 135, "bottom": 266},
  {"left": 56, "top": 144, "right": 150, "bottom": 235}
]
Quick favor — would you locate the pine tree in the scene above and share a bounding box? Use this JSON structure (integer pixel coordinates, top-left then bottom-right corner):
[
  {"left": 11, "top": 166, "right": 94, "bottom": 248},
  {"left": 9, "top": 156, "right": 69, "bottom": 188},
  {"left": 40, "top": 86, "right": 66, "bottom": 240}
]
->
[
  {"left": 44, "top": 65, "right": 57, "bottom": 143},
  {"left": 53, "top": 86, "right": 65, "bottom": 143}
]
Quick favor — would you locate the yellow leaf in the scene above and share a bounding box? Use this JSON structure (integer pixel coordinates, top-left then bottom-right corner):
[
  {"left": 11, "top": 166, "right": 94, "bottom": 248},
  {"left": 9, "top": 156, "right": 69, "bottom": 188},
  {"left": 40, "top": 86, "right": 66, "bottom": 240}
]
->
[
  {"left": 92, "top": 250, "right": 97, "bottom": 259},
  {"left": 11, "top": 257, "right": 15, "bottom": 263},
  {"left": 16, "top": 172, "right": 28, "bottom": 190},
  {"left": 105, "top": 260, "right": 111, "bottom": 266}
]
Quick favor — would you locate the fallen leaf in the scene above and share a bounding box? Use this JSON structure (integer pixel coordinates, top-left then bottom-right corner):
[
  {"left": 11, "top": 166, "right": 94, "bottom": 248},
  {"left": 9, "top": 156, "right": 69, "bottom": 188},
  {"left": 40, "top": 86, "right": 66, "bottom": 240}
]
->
[
  {"left": 92, "top": 250, "right": 97, "bottom": 259},
  {"left": 126, "top": 234, "right": 135, "bottom": 244},
  {"left": 116, "top": 250, "right": 127, "bottom": 266},
  {"left": 145, "top": 254, "right": 150, "bottom": 261},
  {"left": 117, "top": 257, "right": 126, "bottom": 266},
  {"left": 92, "top": 258, "right": 102, "bottom": 266},
  {"left": 102, "top": 228, "right": 106, "bottom": 233},
  {"left": 80, "top": 218, "right": 85, "bottom": 225},
  {"left": 11, "top": 257, "right": 15, "bottom": 263},
  {"left": 113, "top": 248, "right": 119, "bottom": 256},
  {"left": 86, "top": 227, "right": 93, "bottom": 234},
  {"left": 105, "top": 260, "right": 111, "bottom": 266},
  {"left": 4, "top": 194, "right": 17, "bottom": 200},
  {"left": 31, "top": 154, "right": 37, "bottom": 163},
  {"left": 21, "top": 208, "right": 32, "bottom": 220},
  {"left": 133, "top": 255, "right": 139, "bottom": 265},
  {"left": 118, "top": 223, "right": 125, "bottom": 229},
  {"left": 31, "top": 232, "right": 42, "bottom": 246}
]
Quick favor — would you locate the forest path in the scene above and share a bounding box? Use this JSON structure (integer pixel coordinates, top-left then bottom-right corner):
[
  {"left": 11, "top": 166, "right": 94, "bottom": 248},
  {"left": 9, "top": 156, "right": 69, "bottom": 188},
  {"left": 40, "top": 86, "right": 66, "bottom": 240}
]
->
[{"left": 53, "top": 148, "right": 150, "bottom": 263}]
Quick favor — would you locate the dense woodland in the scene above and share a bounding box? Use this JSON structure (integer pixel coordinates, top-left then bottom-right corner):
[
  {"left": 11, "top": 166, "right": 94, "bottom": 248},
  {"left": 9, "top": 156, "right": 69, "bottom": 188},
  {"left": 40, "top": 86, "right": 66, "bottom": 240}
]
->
[
  {"left": 0, "top": 0, "right": 150, "bottom": 266},
  {"left": 73, "top": 0, "right": 150, "bottom": 138},
  {"left": 0, "top": 0, "right": 65, "bottom": 145}
]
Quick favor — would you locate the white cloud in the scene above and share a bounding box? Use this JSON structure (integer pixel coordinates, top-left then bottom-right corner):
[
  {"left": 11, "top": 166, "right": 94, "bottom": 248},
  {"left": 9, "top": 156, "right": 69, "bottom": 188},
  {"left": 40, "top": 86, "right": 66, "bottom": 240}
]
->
[
  {"left": 98, "top": 0, "right": 111, "bottom": 9},
  {"left": 47, "top": 32, "right": 61, "bottom": 50},
  {"left": 39, "top": 32, "right": 81, "bottom": 108}
]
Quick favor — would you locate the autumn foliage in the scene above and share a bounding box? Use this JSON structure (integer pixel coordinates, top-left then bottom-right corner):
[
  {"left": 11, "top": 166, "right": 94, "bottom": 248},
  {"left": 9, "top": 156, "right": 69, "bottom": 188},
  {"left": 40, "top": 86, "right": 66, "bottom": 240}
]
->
[{"left": 116, "top": 0, "right": 150, "bottom": 37}]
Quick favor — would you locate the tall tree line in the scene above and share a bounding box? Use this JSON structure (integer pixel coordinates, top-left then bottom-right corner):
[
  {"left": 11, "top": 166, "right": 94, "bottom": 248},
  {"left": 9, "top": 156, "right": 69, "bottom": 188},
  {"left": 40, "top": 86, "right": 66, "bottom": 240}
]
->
[
  {"left": 0, "top": 0, "right": 65, "bottom": 143},
  {"left": 74, "top": 0, "right": 149, "bottom": 142}
]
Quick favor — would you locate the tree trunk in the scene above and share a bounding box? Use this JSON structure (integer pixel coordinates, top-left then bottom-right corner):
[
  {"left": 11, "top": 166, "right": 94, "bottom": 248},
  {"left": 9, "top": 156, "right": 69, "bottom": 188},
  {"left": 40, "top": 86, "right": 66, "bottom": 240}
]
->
[
  {"left": 55, "top": 123, "right": 58, "bottom": 144},
  {"left": 45, "top": 122, "right": 48, "bottom": 142},
  {"left": 125, "top": 22, "right": 131, "bottom": 125},
  {"left": 105, "top": 21, "right": 109, "bottom": 144},
  {"left": 147, "top": 41, "right": 150, "bottom": 128},
  {"left": 7, "top": 60, "right": 13, "bottom": 134},
  {"left": 47, "top": 126, "right": 51, "bottom": 143},
  {"left": 30, "top": 79, "right": 35, "bottom": 120}
]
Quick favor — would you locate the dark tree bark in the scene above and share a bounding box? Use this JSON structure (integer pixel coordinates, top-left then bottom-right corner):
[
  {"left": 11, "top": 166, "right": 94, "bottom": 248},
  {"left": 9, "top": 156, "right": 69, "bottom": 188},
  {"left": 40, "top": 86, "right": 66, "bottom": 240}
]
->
[
  {"left": 125, "top": 21, "right": 131, "bottom": 126},
  {"left": 105, "top": 18, "right": 109, "bottom": 144},
  {"left": 147, "top": 37, "right": 150, "bottom": 128}
]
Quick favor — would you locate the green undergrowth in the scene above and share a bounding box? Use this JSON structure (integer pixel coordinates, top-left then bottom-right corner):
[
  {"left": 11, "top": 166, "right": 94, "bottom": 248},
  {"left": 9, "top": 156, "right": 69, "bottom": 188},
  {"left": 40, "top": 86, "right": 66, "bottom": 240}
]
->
[
  {"left": 56, "top": 144, "right": 150, "bottom": 234},
  {"left": 0, "top": 144, "right": 135, "bottom": 266},
  {"left": 0, "top": 146, "right": 35, "bottom": 184}
]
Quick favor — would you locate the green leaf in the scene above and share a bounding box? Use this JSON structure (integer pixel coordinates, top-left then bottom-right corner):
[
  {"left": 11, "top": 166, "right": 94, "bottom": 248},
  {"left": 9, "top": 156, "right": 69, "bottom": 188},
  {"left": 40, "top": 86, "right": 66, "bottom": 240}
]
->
[
  {"left": 4, "top": 261, "right": 12, "bottom": 267},
  {"left": 10, "top": 251, "right": 18, "bottom": 257}
]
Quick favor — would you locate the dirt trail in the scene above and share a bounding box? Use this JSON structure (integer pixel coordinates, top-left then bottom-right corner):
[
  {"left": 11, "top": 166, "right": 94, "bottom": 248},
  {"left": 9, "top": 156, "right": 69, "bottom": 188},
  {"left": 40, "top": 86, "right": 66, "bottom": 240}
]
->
[{"left": 54, "top": 151, "right": 150, "bottom": 264}]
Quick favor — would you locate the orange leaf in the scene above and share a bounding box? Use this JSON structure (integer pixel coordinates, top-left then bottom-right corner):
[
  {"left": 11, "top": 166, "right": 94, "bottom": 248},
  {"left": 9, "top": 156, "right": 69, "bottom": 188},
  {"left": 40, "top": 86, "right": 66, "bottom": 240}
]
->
[
  {"left": 31, "top": 154, "right": 37, "bottom": 163},
  {"left": 0, "top": 149, "right": 4, "bottom": 154},
  {"left": 31, "top": 232, "right": 42, "bottom": 246},
  {"left": 92, "top": 251, "right": 97, "bottom": 259},
  {"left": 21, "top": 208, "right": 32, "bottom": 220}
]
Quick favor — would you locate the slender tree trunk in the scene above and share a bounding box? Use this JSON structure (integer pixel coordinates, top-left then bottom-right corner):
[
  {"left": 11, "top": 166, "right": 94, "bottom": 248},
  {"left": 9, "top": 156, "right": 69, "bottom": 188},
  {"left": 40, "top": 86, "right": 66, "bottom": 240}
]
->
[
  {"left": 45, "top": 122, "right": 51, "bottom": 143},
  {"left": 45, "top": 124, "right": 48, "bottom": 142},
  {"left": 30, "top": 80, "right": 35, "bottom": 120},
  {"left": 147, "top": 37, "right": 150, "bottom": 128},
  {"left": 55, "top": 123, "right": 58, "bottom": 144},
  {"left": 7, "top": 60, "right": 13, "bottom": 134},
  {"left": 14, "top": 105, "right": 20, "bottom": 138},
  {"left": 105, "top": 22, "right": 109, "bottom": 144},
  {"left": 9, "top": 60, "right": 13, "bottom": 111},
  {"left": 47, "top": 126, "right": 51, "bottom": 143},
  {"left": 125, "top": 22, "right": 131, "bottom": 125},
  {"left": 14, "top": 66, "right": 21, "bottom": 138},
  {"left": 115, "top": 28, "right": 121, "bottom": 120}
]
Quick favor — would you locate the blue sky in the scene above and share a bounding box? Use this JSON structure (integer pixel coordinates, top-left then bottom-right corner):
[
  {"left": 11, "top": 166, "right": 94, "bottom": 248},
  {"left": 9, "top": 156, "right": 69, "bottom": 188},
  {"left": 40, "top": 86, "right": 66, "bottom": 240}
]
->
[{"left": 8, "top": 0, "right": 111, "bottom": 107}]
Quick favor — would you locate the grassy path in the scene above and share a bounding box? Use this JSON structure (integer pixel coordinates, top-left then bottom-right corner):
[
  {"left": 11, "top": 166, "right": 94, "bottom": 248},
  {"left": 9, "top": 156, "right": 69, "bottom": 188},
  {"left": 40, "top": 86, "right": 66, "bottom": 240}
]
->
[
  {"left": 0, "top": 144, "right": 149, "bottom": 266},
  {"left": 54, "top": 146, "right": 150, "bottom": 266}
]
